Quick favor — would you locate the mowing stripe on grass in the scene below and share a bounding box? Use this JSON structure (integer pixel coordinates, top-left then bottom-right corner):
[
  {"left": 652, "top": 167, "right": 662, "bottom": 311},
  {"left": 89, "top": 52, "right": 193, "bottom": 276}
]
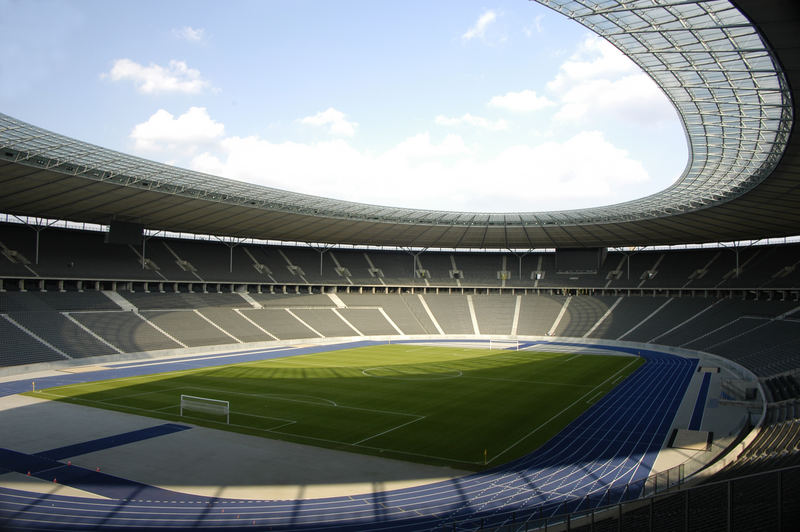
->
[{"left": 461, "top": 374, "right": 593, "bottom": 388}]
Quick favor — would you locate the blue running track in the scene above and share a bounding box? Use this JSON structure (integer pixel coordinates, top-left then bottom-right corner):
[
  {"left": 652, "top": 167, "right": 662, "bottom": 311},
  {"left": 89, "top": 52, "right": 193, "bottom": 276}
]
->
[{"left": 0, "top": 340, "right": 697, "bottom": 530}]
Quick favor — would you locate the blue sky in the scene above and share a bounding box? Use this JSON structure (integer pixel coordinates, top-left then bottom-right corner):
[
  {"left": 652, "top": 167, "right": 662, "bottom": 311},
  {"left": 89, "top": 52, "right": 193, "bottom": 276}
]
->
[{"left": 0, "top": 0, "right": 687, "bottom": 212}]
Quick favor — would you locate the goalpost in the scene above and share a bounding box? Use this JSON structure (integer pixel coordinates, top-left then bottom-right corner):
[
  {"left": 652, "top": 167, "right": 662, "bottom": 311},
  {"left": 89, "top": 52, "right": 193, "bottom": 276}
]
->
[
  {"left": 488, "top": 339, "right": 520, "bottom": 351},
  {"left": 180, "top": 394, "right": 230, "bottom": 424}
]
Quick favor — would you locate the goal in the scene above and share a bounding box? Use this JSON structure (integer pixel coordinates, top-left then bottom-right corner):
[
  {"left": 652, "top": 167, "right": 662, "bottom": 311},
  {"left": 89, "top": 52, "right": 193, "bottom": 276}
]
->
[
  {"left": 488, "top": 339, "right": 520, "bottom": 351},
  {"left": 180, "top": 394, "right": 230, "bottom": 424}
]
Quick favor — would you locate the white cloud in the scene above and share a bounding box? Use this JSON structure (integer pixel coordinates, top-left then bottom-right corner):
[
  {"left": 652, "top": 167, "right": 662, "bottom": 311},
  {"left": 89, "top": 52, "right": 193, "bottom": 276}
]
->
[
  {"left": 462, "top": 10, "right": 497, "bottom": 41},
  {"left": 173, "top": 26, "right": 205, "bottom": 42},
  {"left": 435, "top": 113, "right": 508, "bottom": 131},
  {"left": 300, "top": 108, "right": 358, "bottom": 137},
  {"left": 175, "top": 108, "right": 651, "bottom": 211},
  {"left": 130, "top": 107, "right": 224, "bottom": 153},
  {"left": 524, "top": 14, "right": 545, "bottom": 37},
  {"left": 547, "top": 35, "right": 677, "bottom": 125},
  {"left": 104, "top": 58, "right": 209, "bottom": 94},
  {"left": 484, "top": 131, "right": 649, "bottom": 205},
  {"left": 192, "top": 132, "right": 473, "bottom": 202},
  {"left": 547, "top": 35, "right": 639, "bottom": 93},
  {"left": 555, "top": 74, "right": 675, "bottom": 124},
  {"left": 383, "top": 132, "right": 469, "bottom": 161},
  {"left": 191, "top": 137, "right": 368, "bottom": 198},
  {"left": 488, "top": 90, "right": 554, "bottom": 113}
]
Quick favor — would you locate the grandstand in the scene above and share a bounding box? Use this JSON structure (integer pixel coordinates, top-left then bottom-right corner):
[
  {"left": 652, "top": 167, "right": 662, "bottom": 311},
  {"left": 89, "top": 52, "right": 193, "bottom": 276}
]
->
[{"left": 1, "top": 0, "right": 800, "bottom": 530}]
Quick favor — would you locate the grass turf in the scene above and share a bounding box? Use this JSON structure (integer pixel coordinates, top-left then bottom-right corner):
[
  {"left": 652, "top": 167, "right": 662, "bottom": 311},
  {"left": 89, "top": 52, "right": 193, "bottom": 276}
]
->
[{"left": 25, "top": 344, "right": 644, "bottom": 471}]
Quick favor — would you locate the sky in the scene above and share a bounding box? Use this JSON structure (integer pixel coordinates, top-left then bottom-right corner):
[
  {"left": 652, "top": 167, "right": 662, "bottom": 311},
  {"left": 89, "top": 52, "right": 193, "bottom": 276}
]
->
[{"left": 0, "top": 0, "right": 688, "bottom": 213}]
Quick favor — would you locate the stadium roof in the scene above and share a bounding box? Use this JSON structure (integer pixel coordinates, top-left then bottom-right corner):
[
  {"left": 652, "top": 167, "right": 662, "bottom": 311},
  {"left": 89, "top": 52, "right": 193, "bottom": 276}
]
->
[{"left": 0, "top": 0, "right": 798, "bottom": 249}]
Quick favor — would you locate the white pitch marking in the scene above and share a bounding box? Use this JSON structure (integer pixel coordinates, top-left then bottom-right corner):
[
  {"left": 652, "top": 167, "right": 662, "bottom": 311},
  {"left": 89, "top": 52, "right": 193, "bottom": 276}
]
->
[
  {"left": 180, "top": 385, "right": 419, "bottom": 418},
  {"left": 260, "top": 393, "right": 337, "bottom": 407},
  {"left": 585, "top": 391, "right": 604, "bottom": 404},
  {"left": 33, "top": 388, "right": 487, "bottom": 467},
  {"left": 352, "top": 415, "right": 426, "bottom": 445},
  {"left": 104, "top": 387, "right": 183, "bottom": 401}
]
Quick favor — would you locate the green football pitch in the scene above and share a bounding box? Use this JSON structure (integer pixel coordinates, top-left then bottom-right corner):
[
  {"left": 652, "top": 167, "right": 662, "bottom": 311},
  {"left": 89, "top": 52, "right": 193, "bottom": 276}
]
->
[{"left": 26, "top": 344, "right": 643, "bottom": 471}]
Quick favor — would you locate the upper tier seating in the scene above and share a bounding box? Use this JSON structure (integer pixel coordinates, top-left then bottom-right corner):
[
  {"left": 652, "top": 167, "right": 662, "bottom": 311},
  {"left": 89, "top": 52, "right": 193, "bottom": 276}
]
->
[
  {"left": 121, "top": 291, "right": 246, "bottom": 310},
  {"left": 5, "top": 223, "right": 800, "bottom": 289},
  {"left": 0, "top": 290, "right": 121, "bottom": 312}
]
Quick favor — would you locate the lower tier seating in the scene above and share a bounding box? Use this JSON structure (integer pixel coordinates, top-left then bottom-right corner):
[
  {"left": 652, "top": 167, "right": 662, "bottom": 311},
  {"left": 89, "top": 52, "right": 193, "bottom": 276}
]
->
[{"left": 0, "top": 292, "right": 797, "bottom": 380}]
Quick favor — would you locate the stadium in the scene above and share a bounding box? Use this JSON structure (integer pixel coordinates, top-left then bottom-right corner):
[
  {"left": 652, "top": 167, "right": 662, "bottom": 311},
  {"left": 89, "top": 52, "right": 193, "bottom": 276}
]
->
[{"left": 0, "top": 0, "right": 799, "bottom": 530}]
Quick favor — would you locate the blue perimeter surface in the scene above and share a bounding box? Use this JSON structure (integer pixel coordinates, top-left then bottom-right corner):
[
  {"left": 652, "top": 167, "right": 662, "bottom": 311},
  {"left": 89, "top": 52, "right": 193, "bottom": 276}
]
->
[
  {"left": 0, "top": 447, "right": 204, "bottom": 502},
  {"left": 689, "top": 372, "right": 712, "bottom": 430},
  {"left": 0, "top": 340, "right": 698, "bottom": 530},
  {"left": 0, "top": 423, "right": 194, "bottom": 500},
  {"left": 35, "top": 423, "right": 191, "bottom": 461}
]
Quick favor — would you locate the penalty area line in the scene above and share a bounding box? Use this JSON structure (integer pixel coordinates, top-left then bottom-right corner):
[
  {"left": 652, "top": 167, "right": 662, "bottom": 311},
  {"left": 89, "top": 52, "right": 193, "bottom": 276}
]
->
[
  {"left": 352, "top": 415, "right": 426, "bottom": 445},
  {"left": 32, "top": 390, "right": 298, "bottom": 431},
  {"left": 30, "top": 391, "right": 184, "bottom": 419},
  {"left": 32, "top": 390, "right": 476, "bottom": 466}
]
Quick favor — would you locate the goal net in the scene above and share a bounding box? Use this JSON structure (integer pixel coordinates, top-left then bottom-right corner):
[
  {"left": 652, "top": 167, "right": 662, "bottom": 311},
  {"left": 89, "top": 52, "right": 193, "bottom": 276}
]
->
[
  {"left": 488, "top": 339, "right": 520, "bottom": 351},
  {"left": 180, "top": 394, "right": 230, "bottom": 424}
]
